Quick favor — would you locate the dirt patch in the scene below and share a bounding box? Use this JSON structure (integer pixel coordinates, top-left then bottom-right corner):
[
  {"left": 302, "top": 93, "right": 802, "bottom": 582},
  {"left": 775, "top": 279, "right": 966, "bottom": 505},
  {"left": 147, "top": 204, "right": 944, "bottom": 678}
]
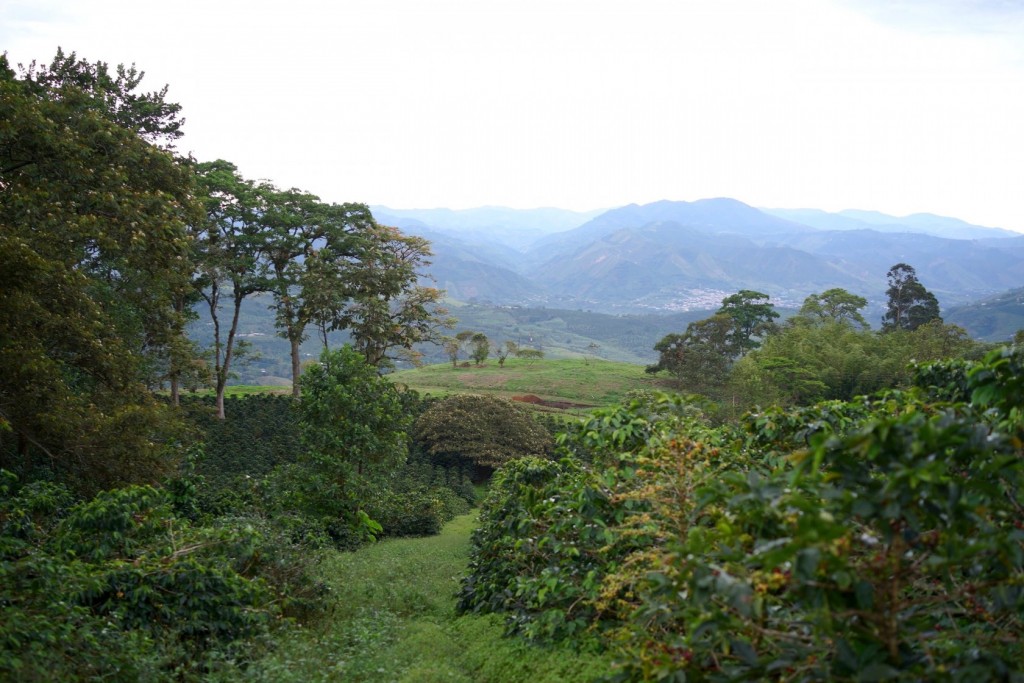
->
[{"left": 512, "top": 394, "right": 595, "bottom": 410}]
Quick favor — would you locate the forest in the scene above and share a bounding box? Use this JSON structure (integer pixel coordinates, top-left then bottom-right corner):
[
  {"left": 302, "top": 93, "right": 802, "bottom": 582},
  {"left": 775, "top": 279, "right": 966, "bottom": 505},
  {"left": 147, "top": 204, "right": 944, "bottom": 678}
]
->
[{"left": 2, "top": 50, "right": 1022, "bottom": 681}]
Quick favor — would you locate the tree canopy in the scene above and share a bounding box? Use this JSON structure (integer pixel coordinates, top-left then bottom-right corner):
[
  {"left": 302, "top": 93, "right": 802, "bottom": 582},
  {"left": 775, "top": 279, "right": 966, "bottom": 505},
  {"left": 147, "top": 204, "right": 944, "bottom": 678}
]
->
[
  {"left": 646, "top": 291, "right": 777, "bottom": 397},
  {"left": 323, "top": 225, "right": 453, "bottom": 369},
  {"left": 797, "top": 288, "right": 870, "bottom": 329},
  {"left": 882, "top": 263, "right": 941, "bottom": 332},
  {"left": 717, "top": 289, "right": 779, "bottom": 356},
  {"left": 0, "top": 54, "right": 197, "bottom": 489},
  {"left": 414, "top": 394, "right": 553, "bottom": 472}
]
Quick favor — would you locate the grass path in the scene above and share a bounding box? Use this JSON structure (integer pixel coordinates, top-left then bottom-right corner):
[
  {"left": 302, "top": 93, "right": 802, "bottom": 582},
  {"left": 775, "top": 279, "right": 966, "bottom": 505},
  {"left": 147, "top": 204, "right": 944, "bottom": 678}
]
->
[{"left": 241, "top": 514, "right": 613, "bottom": 682}]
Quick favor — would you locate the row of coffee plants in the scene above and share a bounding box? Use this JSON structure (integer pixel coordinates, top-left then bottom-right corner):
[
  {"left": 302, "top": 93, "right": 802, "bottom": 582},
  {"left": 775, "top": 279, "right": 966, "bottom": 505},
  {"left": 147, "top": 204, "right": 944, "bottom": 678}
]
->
[
  {"left": 459, "top": 346, "right": 1024, "bottom": 680},
  {"left": 0, "top": 349, "right": 478, "bottom": 680},
  {"left": 0, "top": 469, "right": 286, "bottom": 679},
  {"left": 178, "top": 389, "right": 474, "bottom": 543}
]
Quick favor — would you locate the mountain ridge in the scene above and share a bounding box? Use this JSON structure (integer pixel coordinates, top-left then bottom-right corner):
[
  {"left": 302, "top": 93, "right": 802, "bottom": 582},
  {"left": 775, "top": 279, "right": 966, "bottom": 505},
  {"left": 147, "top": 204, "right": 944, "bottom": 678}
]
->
[{"left": 369, "top": 199, "right": 1024, "bottom": 314}]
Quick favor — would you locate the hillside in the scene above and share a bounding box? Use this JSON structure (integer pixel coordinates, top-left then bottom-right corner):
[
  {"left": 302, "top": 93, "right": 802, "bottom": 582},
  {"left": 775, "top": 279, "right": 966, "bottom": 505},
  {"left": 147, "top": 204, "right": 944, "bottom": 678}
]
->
[
  {"left": 189, "top": 201, "right": 1024, "bottom": 386},
  {"left": 946, "top": 287, "right": 1024, "bottom": 341},
  {"left": 188, "top": 296, "right": 716, "bottom": 384},
  {"left": 763, "top": 207, "right": 1021, "bottom": 240},
  {"left": 389, "top": 357, "right": 674, "bottom": 409},
  {"left": 377, "top": 201, "right": 1024, "bottom": 314}
]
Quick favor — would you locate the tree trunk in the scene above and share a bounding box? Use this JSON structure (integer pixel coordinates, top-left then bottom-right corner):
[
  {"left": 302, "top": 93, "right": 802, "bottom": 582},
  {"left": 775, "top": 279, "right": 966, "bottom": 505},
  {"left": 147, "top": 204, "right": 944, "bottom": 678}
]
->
[
  {"left": 291, "top": 337, "right": 302, "bottom": 398},
  {"left": 216, "top": 383, "right": 226, "bottom": 420},
  {"left": 170, "top": 295, "right": 184, "bottom": 407},
  {"left": 215, "top": 294, "right": 245, "bottom": 420}
]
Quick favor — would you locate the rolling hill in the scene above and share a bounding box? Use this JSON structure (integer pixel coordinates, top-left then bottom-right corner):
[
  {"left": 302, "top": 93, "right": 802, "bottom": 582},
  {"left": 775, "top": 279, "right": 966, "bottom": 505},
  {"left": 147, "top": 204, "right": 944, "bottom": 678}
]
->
[
  {"left": 945, "top": 287, "right": 1024, "bottom": 342},
  {"left": 389, "top": 357, "right": 675, "bottom": 410},
  {"left": 374, "top": 200, "right": 1024, "bottom": 314}
]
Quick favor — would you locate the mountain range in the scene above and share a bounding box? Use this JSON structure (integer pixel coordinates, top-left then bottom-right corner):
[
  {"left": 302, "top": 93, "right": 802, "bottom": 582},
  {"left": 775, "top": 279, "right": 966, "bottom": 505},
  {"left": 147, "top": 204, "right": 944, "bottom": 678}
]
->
[{"left": 372, "top": 199, "right": 1024, "bottom": 326}]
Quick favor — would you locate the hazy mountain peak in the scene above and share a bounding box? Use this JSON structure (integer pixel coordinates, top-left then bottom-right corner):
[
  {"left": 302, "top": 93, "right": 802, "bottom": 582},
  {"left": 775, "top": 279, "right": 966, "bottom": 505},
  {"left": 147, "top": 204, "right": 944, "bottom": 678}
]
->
[{"left": 764, "top": 207, "right": 1017, "bottom": 240}]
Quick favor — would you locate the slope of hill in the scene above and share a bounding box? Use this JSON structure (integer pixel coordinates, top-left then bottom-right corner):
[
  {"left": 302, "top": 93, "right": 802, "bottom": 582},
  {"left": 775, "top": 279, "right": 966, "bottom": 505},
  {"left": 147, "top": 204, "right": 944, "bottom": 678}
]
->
[
  {"left": 389, "top": 357, "right": 674, "bottom": 408},
  {"left": 433, "top": 303, "right": 713, "bottom": 365},
  {"left": 528, "top": 221, "right": 862, "bottom": 308},
  {"left": 366, "top": 201, "right": 1024, "bottom": 316},
  {"left": 372, "top": 205, "right": 603, "bottom": 250},
  {"left": 774, "top": 230, "right": 1024, "bottom": 304},
  {"left": 945, "top": 287, "right": 1024, "bottom": 342},
  {"left": 524, "top": 198, "right": 812, "bottom": 268},
  {"left": 763, "top": 207, "right": 1020, "bottom": 240},
  {"left": 410, "top": 229, "right": 544, "bottom": 304}
]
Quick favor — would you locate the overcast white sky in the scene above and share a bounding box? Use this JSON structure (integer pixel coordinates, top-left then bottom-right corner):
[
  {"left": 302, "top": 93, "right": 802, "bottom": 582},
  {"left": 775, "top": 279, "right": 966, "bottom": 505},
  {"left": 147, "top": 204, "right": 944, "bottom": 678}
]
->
[{"left": 4, "top": 0, "right": 1024, "bottom": 231}]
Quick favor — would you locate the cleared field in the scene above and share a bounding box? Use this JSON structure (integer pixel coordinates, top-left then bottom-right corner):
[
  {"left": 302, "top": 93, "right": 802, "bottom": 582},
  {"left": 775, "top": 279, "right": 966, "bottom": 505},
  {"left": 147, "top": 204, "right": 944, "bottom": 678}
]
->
[{"left": 388, "top": 357, "right": 676, "bottom": 408}]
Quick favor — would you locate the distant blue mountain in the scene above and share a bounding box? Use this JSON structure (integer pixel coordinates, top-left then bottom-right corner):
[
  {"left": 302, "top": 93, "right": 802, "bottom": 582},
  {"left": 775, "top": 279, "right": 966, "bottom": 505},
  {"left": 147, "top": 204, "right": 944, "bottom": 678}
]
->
[
  {"left": 368, "top": 199, "right": 1024, "bottom": 313},
  {"left": 764, "top": 207, "right": 1019, "bottom": 241}
]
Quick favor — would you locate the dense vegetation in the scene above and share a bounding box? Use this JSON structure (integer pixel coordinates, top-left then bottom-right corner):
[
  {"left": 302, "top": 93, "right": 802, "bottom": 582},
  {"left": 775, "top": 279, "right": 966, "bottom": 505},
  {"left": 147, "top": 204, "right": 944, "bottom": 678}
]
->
[
  {"left": 3, "top": 46, "right": 1022, "bottom": 682},
  {"left": 645, "top": 276, "right": 991, "bottom": 418},
  {"left": 0, "top": 50, "right": 470, "bottom": 679},
  {"left": 460, "top": 346, "right": 1024, "bottom": 680}
]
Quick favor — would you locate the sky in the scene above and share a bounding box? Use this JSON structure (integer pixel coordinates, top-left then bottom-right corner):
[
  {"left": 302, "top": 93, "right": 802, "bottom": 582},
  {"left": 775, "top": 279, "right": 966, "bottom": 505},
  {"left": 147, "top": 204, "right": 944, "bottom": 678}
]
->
[{"left": 4, "top": 0, "right": 1024, "bottom": 232}]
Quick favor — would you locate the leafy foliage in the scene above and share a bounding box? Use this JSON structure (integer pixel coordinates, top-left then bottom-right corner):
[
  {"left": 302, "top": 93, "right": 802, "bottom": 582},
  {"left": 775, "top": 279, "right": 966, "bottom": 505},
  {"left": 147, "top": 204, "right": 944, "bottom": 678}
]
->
[
  {"left": 261, "top": 188, "right": 370, "bottom": 395},
  {"left": 646, "top": 315, "right": 735, "bottom": 395},
  {"left": 295, "top": 345, "right": 410, "bottom": 541},
  {"left": 0, "top": 473, "right": 279, "bottom": 681},
  {"left": 325, "top": 225, "right": 454, "bottom": 369},
  {"left": 415, "top": 394, "right": 554, "bottom": 471},
  {"left": 717, "top": 289, "right": 779, "bottom": 356},
  {"left": 471, "top": 332, "right": 491, "bottom": 366},
  {"left": 0, "top": 53, "right": 196, "bottom": 490},
  {"left": 460, "top": 347, "right": 1024, "bottom": 681},
  {"left": 368, "top": 455, "right": 473, "bottom": 537},
  {"left": 647, "top": 291, "right": 777, "bottom": 397},
  {"left": 178, "top": 393, "right": 301, "bottom": 512},
  {"left": 798, "top": 287, "right": 869, "bottom": 329},
  {"left": 882, "top": 262, "right": 942, "bottom": 332}
]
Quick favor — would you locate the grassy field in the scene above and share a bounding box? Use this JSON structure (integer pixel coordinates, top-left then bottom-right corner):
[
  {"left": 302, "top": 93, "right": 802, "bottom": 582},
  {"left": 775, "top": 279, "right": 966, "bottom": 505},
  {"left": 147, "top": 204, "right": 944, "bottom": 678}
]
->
[
  {"left": 389, "top": 357, "right": 675, "bottom": 408},
  {"left": 233, "top": 514, "right": 615, "bottom": 682},
  {"left": 189, "top": 357, "right": 676, "bottom": 412},
  {"left": 175, "top": 384, "right": 293, "bottom": 398}
]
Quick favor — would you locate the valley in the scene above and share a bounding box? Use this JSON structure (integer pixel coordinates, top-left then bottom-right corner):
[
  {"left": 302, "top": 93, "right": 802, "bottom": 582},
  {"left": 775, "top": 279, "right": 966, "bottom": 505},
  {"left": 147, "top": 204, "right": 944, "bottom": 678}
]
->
[{"left": 191, "top": 199, "right": 1024, "bottom": 388}]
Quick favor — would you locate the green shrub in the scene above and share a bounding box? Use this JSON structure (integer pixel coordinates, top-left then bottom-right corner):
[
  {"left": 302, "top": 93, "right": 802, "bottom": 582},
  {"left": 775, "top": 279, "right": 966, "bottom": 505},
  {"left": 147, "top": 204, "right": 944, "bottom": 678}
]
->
[
  {"left": 370, "top": 456, "right": 473, "bottom": 538},
  {"left": 458, "top": 456, "right": 631, "bottom": 642},
  {"left": 0, "top": 474, "right": 282, "bottom": 681},
  {"left": 415, "top": 394, "right": 554, "bottom": 475},
  {"left": 459, "top": 349, "right": 1024, "bottom": 681}
]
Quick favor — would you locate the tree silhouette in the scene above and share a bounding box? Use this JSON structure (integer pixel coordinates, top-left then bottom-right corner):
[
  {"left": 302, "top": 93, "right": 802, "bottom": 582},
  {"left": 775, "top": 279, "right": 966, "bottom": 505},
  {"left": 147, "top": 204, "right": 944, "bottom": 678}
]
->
[{"left": 882, "top": 263, "right": 941, "bottom": 332}]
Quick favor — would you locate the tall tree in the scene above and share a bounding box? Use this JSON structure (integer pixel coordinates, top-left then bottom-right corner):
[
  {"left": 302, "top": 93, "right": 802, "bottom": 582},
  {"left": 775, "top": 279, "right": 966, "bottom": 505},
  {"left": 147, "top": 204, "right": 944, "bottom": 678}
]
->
[
  {"left": 444, "top": 330, "right": 478, "bottom": 368},
  {"left": 298, "top": 345, "right": 410, "bottom": 536},
  {"left": 327, "top": 225, "right": 453, "bottom": 369},
  {"left": 0, "top": 54, "right": 196, "bottom": 488},
  {"left": 496, "top": 341, "right": 519, "bottom": 368},
  {"left": 797, "top": 288, "right": 870, "bottom": 329},
  {"left": 15, "top": 48, "right": 185, "bottom": 148},
  {"left": 646, "top": 314, "right": 735, "bottom": 396},
  {"left": 470, "top": 333, "right": 490, "bottom": 366},
  {"left": 648, "top": 291, "right": 778, "bottom": 398},
  {"left": 717, "top": 289, "right": 779, "bottom": 356},
  {"left": 882, "top": 263, "right": 941, "bottom": 332},
  {"left": 193, "top": 160, "right": 275, "bottom": 419},
  {"left": 262, "top": 190, "right": 370, "bottom": 396}
]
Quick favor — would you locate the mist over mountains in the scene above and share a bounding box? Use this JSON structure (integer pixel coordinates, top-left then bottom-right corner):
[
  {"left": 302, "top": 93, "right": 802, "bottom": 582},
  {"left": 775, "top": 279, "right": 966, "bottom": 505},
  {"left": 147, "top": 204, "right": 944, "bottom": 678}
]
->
[{"left": 372, "top": 199, "right": 1024, "bottom": 328}]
